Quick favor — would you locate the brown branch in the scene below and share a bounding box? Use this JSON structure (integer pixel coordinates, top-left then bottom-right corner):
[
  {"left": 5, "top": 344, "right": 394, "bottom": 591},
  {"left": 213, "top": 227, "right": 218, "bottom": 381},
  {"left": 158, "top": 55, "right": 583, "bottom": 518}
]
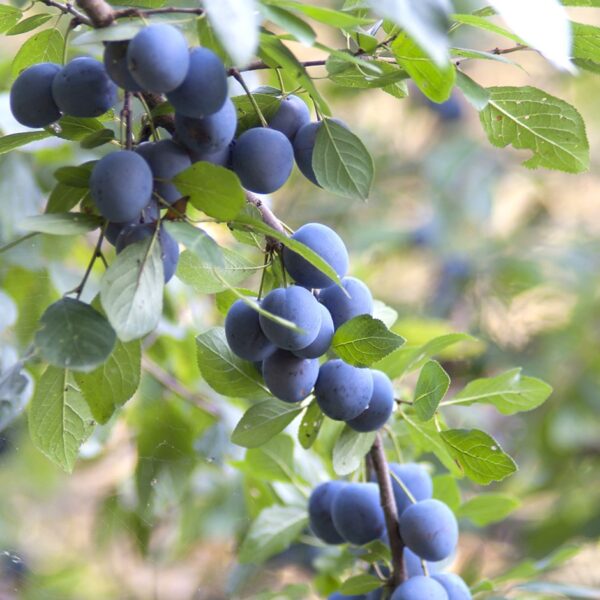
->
[
  {"left": 369, "top": 432, "right": 406, "bottom": 588},
  {"left": 121, "top": 91, "right": 133, "bottom": 150},
  {"left": 76, "top": 0, "right": 114, "bottom": 27},
  {"left": 245, "top": 192, "right": 287, "bottom": 252},
  {"left": 38, "top": 0, "right": 92, "bottom": 25},
  {"left": 113, "top": 6, "right": 204, "bottom": 18},
  {"left": 142, "top": 356, "right": 220, "bottom": 418}
]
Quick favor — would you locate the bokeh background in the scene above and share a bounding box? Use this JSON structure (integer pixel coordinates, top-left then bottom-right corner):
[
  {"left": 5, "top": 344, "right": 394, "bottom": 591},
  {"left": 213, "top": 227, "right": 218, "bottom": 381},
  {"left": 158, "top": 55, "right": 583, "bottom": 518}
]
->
[{"left": 0, "top": 0, "right": 599, "bottom": 598}]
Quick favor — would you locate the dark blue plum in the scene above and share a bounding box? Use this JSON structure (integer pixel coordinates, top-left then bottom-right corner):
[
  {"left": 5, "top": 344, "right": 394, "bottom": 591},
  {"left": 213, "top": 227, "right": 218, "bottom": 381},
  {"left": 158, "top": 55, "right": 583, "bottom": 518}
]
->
[
  {"left": 293, "top": 303, "right": 333, "bottom": 359},
  {"left": 282, "top": 222, "right": 349, "bottom": 289},
  {"left": 10, "top": 63, "right": 61, "bottom": 128},
  {"left": 231, "top": 127, "right": 294, "bottom": 194},
  {"left": 225, "top": 299, "right": 275, "bottom": 362},
  {"left": 160, "top": 226, "right": 180, "bottom": 282},
  {"left": 308, "top": 481, "right": 346, "bottom": 544},
  {"left": 329, "top": 594, "right": 367, "bottom": 600},
  {"left": 347, "top": 369, "right": 394, "bottom": 432},
  {"left": 269, "top": 94, "right": 310, "bottom": 140},
  {"left": 314, "top": 359, "right": 373, "bottom": 421},
  {"left": 319, "top": 276, "right": 373, "bottom": 329},
  {"left": 135, "top": 141, "right": 155, "bottom": 161},
  {"left": 404, "top": 547, "right": 426, "bottom": 577},
  {"left": 175, "top": 98, "right": 237, "bottom": 154},
  {"left": 259, "top": 286, "right": 322, "bottom": 351},
  {"left": 143, "top": 139, "right": 191, "bottom": 205},
  {"left": 127, "top": 24, "right": 189, "bottom": 93},
  {"left": 103, "top": 41, "right": 142, "bottom": 91},
  {"left": 90, "top": 150, "right": 153, "bottom": 223},
  {"left": 391, "top": 576, "right": 449, "bottom": 600},
  {"left": 399, "top": 499, "right": 459, "bottom": 562},
  {"left": 167, "top": 47, "right": 228, "bottom": 118},
  {"left": 331, "top": 482, "right": 385, "bottom": 545},
  {"left": 262, "top": 350, "right": 319, "bottom": 403},
  {"left": 189, "top": 145, "right": 231, "bottom": 167},
  {"left": 426, "top": 94, "right": 463, "bottom": 121},
  {"left": 389, "top": 462, "right": 433, "bottom": 516},
  {"left": 432, "top": 574, "right": 472, "bottom": 600},
  {"left": 52, "top": 57, "right": 117, "bottom": 118}
]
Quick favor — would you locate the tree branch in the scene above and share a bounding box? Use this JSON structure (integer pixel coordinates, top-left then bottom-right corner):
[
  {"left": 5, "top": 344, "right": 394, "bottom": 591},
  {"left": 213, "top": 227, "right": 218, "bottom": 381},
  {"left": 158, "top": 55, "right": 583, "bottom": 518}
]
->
[
  {"left": 38, "top": 0, "right": 92, "bottom": 25},
  {"left": 113, "top": 6, "right": 204, "bottom": 18},
  {"left": 76, "top": 0, "right": 114, "bottom": 27},
  {"left": 369, "top": 432, "right": 406, "bottom": 588}
]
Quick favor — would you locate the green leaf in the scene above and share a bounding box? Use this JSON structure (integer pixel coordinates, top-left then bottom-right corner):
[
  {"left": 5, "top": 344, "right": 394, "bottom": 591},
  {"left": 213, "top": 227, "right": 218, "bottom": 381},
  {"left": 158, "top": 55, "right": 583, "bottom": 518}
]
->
[
  {"left": 19, "top": 212, "right": 102, "bottom": 235},
  {"left": 456, "top": 70, "right": 490, "bottom": 110},
  {"left": 0, "top": 5, "right": 23, "bottom": 33},
  {"left": 0, "top": 131, "right": 51, "bottom": 155},
  {"left": 450, "top": 14, "right": 524, "bottom": 44},
  {"left": 332, "top": 425, "right": 376, "bottom": 476},
  {"left": 432, "top": 474, "right": 461, "bottom": 512},
  {"left": 413, "top": 360, "right": 450, "bottom": 421},
  {"left": 231, "top": 400, "right": 303, "bottom": 448},
  {"left": 46, "top": 184, "right": 88, "bottom": 213},
  {"left": 312, "top": 118, "right": 374, "bottom": 201},
  {"left": 340, "top": 574, "right": 383, "bottom": 595},
  {"left": 29, "top": 366, "right": 94, "bottom": 473},
  {"left": 163, "top": 221, "right": 223, "bottom": 267},
  {"left": 232, "top": 93, "right": 282, "bottom": 135},
  {"left": 451, "top": 47, "right": 520, "bottom": 66},
  {"left": 100, "top": 238, "right": 164, "bottom": 342},
  {"left": 215, "top": 287, "right": 255, "bottom": 315},
  {"left": 298, "top": 399, "right": 323, "bottom": 449},
  {"left": 35, "top": 298, "right": 116, "bottom": 372},
  {"left": 176, "top": 248, "right": 258, "bottom": 294},
  {"left": 571, "top": 22, "right": 600, "bottom": 72},
  {"left": 443, "top": 368, "right": 552, "bottom": 415},
  {"left": 173, "top": 162, "right": 245, "bottom": 221},
  {"left": 54, "top": 116, "right": 105, "bottom": 141},
  {"left": 6, "top": 14, "right": 53, "bottom": 35},
  {"left": 80, "top": 128, "right": 115, "bottom": 149},
  {"left": 196, "top": 327, "right": 271, "bottom": 400},
  {"left": 440, "top": 428, "right": 517, "bottom": 485},
  {"left": 71, "top": 22, "right": 144, "bottom": 45},
  {"left": 74, "top": 340, "right": 141, "bottom": 424},
  {"left": 392, "top": 34, "right": 455, "bottom": 103},
  {"left": 12, "top": 29, "right": 63, "bottom": 77},
  {"left": 238, "top": 505, "right": 308, "bottom": 564},
  {"left": 243, "top": 435, "right": 296, "bottom": 482},
  {"left": 479, "top": 86, "right": 589, "bottom": 173},
  {"left": 264, "top": 0, "right": 372, "bottom": 28},
  {"left": 457, "top": 493, "right": 520, "bottom": 526},
  {"left": 54, "top": 163, "right": 94, "bottom": 188},
  {"left": 332, "top": 315, "right": 405, "bottom": 367},
  {"left": 257, "top": 4, "right": 316, "bottom": 45}
]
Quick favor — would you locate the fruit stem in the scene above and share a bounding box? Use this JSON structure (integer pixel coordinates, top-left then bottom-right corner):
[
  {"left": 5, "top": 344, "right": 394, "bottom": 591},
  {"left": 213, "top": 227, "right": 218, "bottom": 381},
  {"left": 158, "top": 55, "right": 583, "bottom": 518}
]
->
[{"left": 230, "top": 68, "right": 269, "bottom": 127}]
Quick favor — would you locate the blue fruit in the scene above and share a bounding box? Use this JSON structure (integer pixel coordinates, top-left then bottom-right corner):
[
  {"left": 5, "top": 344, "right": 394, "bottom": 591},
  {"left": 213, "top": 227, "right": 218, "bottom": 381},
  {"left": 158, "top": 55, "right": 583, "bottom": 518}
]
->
[
  {"left": 282, "top": 223, "right": 349, "bottom": 289},
  {"left": 90, "top": 150, "right": 153, "bottom": 223},
  {"left": 167, "top": 47, "right": 228, "bottom": 118},
  {"left": 175, "top": 98, "right": 237, "bottom": 154},
  {"left": 404, "top": 547, "right": 426, "bottom": 577},
  {"left": 10, "top": 63, "right": 61, "bottom": 128},
  {"left": 314, "top": 359, "right": 373, "bottom": 421},
  {"left": 329, "top": 594, "right": 367, "bottom": 600},
  {"left": 309, "top": 481, "right": 346, "bottom": 544},
  {"left": 262, "top": 350, "right": 319, "bottom": 403},
  {"left": 231, "top": 127, "right": 294, "bottom": 194},
  {"left": 259, "top": 286, "right": 322, "bottom": 351},
  {"left": 399, "top": 499, "right": 459, "bottom": 562},
  {"left": 190, "top": 144, "right": 231, "bottom": 167},
  {"left": 160, "top": 226, "right": 180, "bottom": 282},
  {"left": 143, "top": 139, "right": 191, "bottom": 205},
  {"left": 389, "top": 463, "right": 433, "bottom": 516},
  {"left": 52, "top": 57, "right": 117, "bottom": 118},
  {"left": 293, "top": 303, "right": 333, "bottom": 359},
  {"left": 347, "top": 369, "right": 394, "bottom": 432},
  {"left": 319, "top": 276, "right": 373, "bottom": 329},
  {"left": 134, "top": 141, "right": 155, "bottom": 161},
  {"left": 103, "top": 41, "right": 142, "bottom": 91},
  {"left": 225, "top": 299, "right": 276, "bottom": 362},
  {"left": 127, "top": 24, "right": 189, "bottom": 93},
  {"left": 331, "top": 482, "right": 385, "bottom": 545},
  {"left": 391, "top": 576, "right": 449, "bottom": 600},
  {"left": 426, "top": 94, "right": 463, "bottom": 121},
  {"left": 432, "top": 574, "right": 472, "bottom": 600},
  {"left": 269, "top": 94, "right": 311, "bottom": 140}
]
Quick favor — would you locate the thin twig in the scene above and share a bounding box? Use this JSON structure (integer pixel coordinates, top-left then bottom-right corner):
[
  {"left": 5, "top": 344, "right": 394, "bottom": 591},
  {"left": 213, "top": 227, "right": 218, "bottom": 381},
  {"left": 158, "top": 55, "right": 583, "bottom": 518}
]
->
[
  {"left": 68, "top": 224, "right": 106, "bottom": 299},
  {"left": 38, "top": 0, "right": 92, "bottom": 25},
  {"left": 122, "top": 91, "right": 133, "bottom": 150},
  {"left": 230, "top": 68, "right": 268, "bottom": 127},
  {"left": 113, "top": 6, "right": 204, "bottom": 19}
]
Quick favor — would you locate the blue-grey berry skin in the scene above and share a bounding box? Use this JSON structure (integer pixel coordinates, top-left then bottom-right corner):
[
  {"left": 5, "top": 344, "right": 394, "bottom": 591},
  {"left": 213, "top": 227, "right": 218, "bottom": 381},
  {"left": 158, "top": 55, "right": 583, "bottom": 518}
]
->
[
  {"left": 103, "top": 41, "right": 142, "bottom": 91},
  {"left": 399, "top": 499, "right": 459, "bottom": 562},
  {"left": 127, "top": 24, "right": 189, "bottom": 93},
  {"left": 160, "top": 226, "right": 180, "bottom": 282},
  {"left": 319, "top": 276, "right": 373, "bottom": 329},
  {"left": 231, "top": 127, "right": 294, "bottom": 194},
  {"left": 167, "top": 47, "right": 228, "bottom": 118},
  {"left": 347, "top": 369, "right": 394, "bottom": 432},
  {"left": 135, "top": 141, "right": 155, "bottom": 161},
  {"left": 259, "top": 286, "right": 322, "bottom": 351},
  {"left": 269, "top": 94, "right": 311, "bottom": 140},
  {"left": 10, "top": 63, "right": 61, "bottom": 128},
  {"left": 189, "top": 144, "right": 231, "bottom": 167},
  {"left": 262, "top": 350, "right": 319, "bottom": 403},
  {"left": 308, "top": 481, "right": 346, "bottom": 544},
  {"left": 225, "top": 299, "right": 276, "bottom": 362},
  {"left": 294, "top": 303, "right": 334, "bottom": 359},
  {"left": 314, "top": 359, "right": 373, "bottom": 421},
  {"left": 90, "top": 151, "right": 153, "bottom": 223},
  {"left": 391, "top": 576, "right": 449, "bottom": 600},
  {"left": 52, "top": 58, "right": 117, "bottom": 118},
  {"left": 143, "top": 139, "right": 191, "bottom": 205},
  {"left": 175, "top": 98, "right": 237, "bottom": 154},
  {"left": 389, "top": 462, "right": 433, "bottom": 516},
  {"left": 329, "top": 594, "right": 366, "bottom": 600},
  {"left": 331, "top": 482, "right": 385, "bottom": 545},
  {"left": 432, "top": 574, "right": 472, "bottom": 600},
  {"left": 283, "top": 223, "right": 349, "bottom": 289}
]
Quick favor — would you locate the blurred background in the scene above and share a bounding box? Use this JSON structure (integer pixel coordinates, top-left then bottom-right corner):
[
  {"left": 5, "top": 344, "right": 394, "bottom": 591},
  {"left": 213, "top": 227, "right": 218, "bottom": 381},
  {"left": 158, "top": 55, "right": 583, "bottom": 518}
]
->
[{"left": 0, "top": 0, "right": 600, "bottom": 598}]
